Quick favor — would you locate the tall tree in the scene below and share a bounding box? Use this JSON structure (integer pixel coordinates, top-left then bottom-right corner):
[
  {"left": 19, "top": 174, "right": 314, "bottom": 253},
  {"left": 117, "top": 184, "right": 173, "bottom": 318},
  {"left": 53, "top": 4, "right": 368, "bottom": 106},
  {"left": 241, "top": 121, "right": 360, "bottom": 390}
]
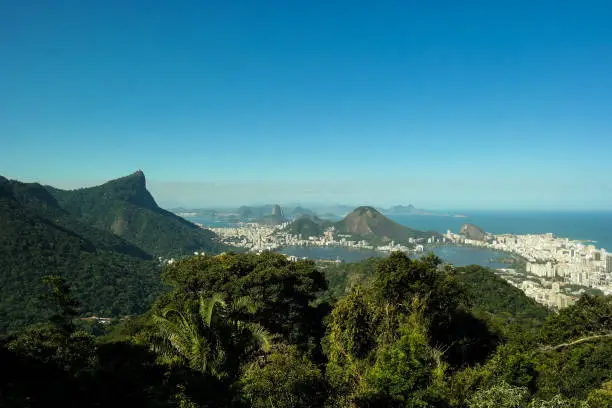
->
[
  {"left": 239, "top": 343, "right": 327, "bottom": 408},
  {"left": 159, "top": 252, "right": 329, "bottom": 352},
  {"left": 149, "top": 293, "right": 271, "bottom": 379},
  {"left": 41, "top": 275, "right": 79, "bottom": 335}
]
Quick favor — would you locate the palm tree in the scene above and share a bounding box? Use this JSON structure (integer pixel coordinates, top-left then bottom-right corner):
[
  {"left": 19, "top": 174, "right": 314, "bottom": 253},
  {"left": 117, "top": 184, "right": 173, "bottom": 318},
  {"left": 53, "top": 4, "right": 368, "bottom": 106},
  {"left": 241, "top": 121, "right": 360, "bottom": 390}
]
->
[{"left": 150, "top": 293, "right": 271, "bottom": 378}]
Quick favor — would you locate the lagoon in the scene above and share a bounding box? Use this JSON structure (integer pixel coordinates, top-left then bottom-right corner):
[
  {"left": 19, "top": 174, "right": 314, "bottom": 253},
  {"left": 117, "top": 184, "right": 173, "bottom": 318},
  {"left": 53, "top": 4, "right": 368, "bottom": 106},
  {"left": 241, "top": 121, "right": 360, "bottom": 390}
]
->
[{"left": 279, "top": 245, "right": 510, "bottom": 268}]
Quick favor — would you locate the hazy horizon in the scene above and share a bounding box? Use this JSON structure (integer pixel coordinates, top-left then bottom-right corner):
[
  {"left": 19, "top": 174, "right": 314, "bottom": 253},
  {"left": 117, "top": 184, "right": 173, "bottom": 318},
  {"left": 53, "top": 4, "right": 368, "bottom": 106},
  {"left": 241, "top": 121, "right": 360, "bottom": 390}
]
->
[{"left": 2, "top": 171, "right": 610, "bottom": 212}]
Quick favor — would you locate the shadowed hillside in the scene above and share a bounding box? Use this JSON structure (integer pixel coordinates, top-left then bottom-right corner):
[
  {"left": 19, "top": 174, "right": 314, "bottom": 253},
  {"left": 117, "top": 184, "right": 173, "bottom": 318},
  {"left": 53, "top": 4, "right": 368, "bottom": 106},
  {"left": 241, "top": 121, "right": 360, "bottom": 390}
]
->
[
  {"left": 46, "top": 171, "right": 220, "bottom": 257},
  {"left": 0, "top": 176, "right": 163, "bottom": 333}
]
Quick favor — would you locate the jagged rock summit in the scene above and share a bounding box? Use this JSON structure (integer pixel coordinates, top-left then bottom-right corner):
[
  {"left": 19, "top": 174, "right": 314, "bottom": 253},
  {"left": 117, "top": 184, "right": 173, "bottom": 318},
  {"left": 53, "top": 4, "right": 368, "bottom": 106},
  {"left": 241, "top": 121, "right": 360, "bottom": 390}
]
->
[
  {"left": 257, "top": 204, "right": 286, "bottom": 225},
  {"left": 271, "top": 204, "right": 283, "bottom": 217},
  {"left": 93, "top": 169, "right": 158, "bottom": 210}
]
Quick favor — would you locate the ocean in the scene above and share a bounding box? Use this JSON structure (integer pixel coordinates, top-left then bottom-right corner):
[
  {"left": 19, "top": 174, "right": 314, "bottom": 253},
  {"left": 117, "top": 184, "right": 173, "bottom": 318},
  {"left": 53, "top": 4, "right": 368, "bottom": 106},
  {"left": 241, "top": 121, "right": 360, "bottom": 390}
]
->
[{"left": 387, "top": 211, "right": 612, "bottom": 251}]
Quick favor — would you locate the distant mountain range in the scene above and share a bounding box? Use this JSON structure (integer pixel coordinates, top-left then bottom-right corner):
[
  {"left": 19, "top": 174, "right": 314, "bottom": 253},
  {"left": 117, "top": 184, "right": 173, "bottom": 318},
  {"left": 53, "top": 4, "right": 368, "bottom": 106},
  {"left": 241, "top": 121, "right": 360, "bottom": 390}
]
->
[
  {"left": 172, "top": 204, "right": 466, "bottom": 221},
  {"left": 382, "top": 204, "right": 435, "bottom": 215},
  {"left": 256, "top": 204, "right": 287, "bottom": 225},
  {"left": 0, "top": 171, "right": 221, "bottom": 333},
  {"left": 381, "top": 204, "right": 467, "bottom": 217},
  {"left": 173, "top": 204, "right": 316, "bottom": 224}
]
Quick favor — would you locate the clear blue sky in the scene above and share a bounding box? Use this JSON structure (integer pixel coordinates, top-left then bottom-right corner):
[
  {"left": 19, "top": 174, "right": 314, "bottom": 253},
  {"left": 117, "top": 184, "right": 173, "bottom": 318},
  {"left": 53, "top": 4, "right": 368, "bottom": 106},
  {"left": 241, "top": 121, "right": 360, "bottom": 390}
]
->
[{"left": 1, "top": 1, "right": 611, "bottom": 209}]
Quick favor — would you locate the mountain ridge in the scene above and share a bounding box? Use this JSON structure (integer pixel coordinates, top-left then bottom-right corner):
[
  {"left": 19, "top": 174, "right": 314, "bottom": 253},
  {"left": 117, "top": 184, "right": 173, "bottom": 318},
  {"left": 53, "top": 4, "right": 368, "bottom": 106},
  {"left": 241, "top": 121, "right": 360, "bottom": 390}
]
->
[
  {"left": 0, "top": 175, "right": 164, "bottom": 333},
  {"left": 46, "top": 171, "right": 219, "bottom": 256},
  {"left": 0, "top": 171, "right": 225, "bottom": 333}
]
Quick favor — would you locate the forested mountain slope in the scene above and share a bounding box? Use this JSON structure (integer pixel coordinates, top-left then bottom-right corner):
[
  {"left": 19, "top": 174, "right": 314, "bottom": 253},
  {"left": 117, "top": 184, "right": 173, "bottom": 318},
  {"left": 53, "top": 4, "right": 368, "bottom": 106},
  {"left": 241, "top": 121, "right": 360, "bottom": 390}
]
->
[
  {"left": 46, "top": 170, "right": 220, "bottom": 257},
  {"left": 0, "top": 176, "right": 163, "bottom": 333}
]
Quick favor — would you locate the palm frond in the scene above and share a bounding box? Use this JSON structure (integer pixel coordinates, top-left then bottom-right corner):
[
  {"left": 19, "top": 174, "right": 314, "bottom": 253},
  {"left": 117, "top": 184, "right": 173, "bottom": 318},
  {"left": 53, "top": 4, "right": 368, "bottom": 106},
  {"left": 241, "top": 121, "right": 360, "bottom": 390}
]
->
[
  {"left": 199, "top": 293, "right": 226, "bottom": 326},
  {"left": 244, "top": 322, "right": 273, "bottom": 353},
  {"left": 150, "top": 294, "right": 273, "bottom": 377},
  {"left": 230, "top": 296, "right": 258, "bottom": 315},
  {"left": 152, "top": 314, "right": 192, "bottom": 356}
]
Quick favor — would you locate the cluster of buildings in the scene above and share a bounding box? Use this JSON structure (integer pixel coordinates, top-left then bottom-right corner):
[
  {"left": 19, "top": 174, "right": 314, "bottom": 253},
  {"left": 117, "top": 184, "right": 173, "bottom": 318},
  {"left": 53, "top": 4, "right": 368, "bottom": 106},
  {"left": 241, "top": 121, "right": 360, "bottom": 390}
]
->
[
  {"left": 206, "top": 222, "right": 610, "bottom": 309},
  {"left": 446, "top": 230, "right": 612, "bottom": 307},
  {"left": 209, "top": 222, "right": 291, "bottom": 252},
  {"left": 209, "top": 223, "right": 422, "bottom": 255},
  {"left": 512, "top": 281, "right": 576, "bottom": 309}
]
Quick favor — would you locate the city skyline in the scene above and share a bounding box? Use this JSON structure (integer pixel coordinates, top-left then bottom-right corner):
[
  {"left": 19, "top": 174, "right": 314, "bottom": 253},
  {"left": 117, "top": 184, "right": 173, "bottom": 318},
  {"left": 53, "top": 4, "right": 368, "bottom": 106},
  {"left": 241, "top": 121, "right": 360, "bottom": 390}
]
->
[{"left": 1, "top": 2, "right": 612, "bottom": 210}]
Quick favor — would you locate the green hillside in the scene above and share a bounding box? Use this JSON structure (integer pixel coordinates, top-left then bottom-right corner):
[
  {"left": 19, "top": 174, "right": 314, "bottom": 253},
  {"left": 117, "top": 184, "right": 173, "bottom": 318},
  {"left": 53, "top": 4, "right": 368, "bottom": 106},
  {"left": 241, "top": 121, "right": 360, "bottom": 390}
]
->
[
  {"left": 47, "top": 171, "right": 220, "bottom": 257},
  {"left": 287, "top": 215, "right": 333, "bottom": 237},
  {"left": 335, "top": 206, "right": 438, "bottom": 244},
  {"left": 323, "top": 258, "right": 550, "bottom": 329},
  {"left": 455, "top": 265, "right": 550, "bottom": 320},
  {"left": 0, "top": 176, "right": 163, "bottom": 333}
]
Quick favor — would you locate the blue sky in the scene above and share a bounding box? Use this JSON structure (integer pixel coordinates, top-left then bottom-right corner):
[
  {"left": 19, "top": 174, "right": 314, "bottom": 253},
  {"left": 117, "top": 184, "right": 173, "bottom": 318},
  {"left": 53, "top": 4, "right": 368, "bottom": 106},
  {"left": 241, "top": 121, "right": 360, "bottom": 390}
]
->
[{"left": 1, "top": 1, "right": 611, "bottom": 209}]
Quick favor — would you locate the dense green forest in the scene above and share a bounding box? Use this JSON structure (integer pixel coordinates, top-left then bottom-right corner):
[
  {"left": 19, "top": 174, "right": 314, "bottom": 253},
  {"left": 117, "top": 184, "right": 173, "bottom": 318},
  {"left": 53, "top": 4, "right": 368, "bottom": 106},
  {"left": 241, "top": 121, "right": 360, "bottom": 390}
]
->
[
  {"left": 2, "top": 251, "right": 610, "bottom": 407},
  {"left": 0, "top": 172, "right": 222, "bottom": 334}
]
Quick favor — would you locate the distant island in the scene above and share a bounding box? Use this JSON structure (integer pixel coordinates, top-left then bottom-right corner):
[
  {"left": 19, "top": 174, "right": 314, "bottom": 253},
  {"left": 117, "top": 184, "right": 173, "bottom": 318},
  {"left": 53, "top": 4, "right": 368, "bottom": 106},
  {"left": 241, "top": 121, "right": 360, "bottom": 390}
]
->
[{"left": 381, "top": 204, "right": 467, "bottom": 218}]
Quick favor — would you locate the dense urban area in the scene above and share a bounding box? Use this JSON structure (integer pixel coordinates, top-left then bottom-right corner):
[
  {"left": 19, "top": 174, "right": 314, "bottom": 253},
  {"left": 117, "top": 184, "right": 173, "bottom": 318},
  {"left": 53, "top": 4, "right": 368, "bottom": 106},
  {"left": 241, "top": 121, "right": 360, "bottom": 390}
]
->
[{"left": 207, "top": 221, "right": 612, "bottom": 309}]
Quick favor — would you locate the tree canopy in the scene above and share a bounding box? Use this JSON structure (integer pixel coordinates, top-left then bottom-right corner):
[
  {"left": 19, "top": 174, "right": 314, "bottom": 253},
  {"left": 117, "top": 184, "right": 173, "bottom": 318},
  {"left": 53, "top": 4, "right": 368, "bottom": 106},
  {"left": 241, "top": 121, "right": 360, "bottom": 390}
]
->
[{"left": 2, "top": 251, "right": 610, "bottom": 407}]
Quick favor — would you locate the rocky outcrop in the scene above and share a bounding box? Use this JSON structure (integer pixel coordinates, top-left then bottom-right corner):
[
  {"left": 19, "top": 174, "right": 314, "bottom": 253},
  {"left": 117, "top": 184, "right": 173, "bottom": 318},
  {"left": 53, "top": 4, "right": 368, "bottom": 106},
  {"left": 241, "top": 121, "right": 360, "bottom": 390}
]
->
[{"left": 459, "top": 223, "right": 487, "bottom": 241}]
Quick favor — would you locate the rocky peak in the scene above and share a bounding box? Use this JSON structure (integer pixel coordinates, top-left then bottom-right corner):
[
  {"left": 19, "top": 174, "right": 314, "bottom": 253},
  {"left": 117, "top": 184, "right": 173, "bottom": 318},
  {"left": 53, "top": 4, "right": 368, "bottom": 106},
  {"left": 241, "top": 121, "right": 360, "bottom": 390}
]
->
[
  {"left": 101, "top": 170, "right": 157, "bottom": 210},
  {"left": 272, "top": 204, "right": 283, "bottom": 217},
  {"left": 459, "top": 223, "right": 487, "bottom": 241}
]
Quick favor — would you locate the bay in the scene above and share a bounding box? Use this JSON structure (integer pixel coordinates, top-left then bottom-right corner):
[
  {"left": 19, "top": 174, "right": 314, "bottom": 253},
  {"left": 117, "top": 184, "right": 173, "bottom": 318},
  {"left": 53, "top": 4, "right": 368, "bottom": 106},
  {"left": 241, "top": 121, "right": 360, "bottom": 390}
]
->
[{"left": 279, "top": 246, "right": 385, "bottom": 263}]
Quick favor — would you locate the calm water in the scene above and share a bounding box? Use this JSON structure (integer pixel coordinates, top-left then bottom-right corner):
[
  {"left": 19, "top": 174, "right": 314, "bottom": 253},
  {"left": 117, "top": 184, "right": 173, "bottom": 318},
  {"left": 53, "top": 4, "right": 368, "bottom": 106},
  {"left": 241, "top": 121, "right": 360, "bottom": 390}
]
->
[
  {"left": 279, "top": 247, "right": 385, "bottom": 263},
  {"left": 431, "top": 246, "right": 508, "bottom": 268},
  {"left": 279, "top": 246, "right": 508, "bottom": 268}
]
